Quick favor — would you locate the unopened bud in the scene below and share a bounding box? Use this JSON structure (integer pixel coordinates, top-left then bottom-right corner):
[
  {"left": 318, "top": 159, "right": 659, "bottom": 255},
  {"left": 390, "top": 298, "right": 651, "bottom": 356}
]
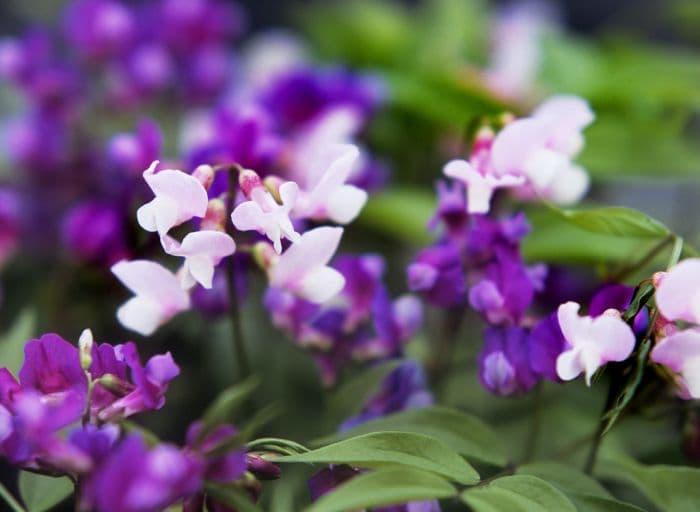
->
[
  {"left": 96, "top": 374, "right": 131, "bottom": 396},
  {"left": 192, "top": 164, "right": 215, "bottom": 190},
  {"left": 263, "top": 176, "right": 284, "bottom": 204},
  {"left": 252, "top": 241, "right": 277, "bottom": 271},
  {"left": 499, "top": 112, "right": 516, "bottom": 126},
  {"left": 472, "top": 126, "right": 495, "bottom": 154},
  {"left": 78, "top": 328, "right": 94, "bottom": 371},
  {"left": 239, "top": 169, "right": 263, "bottom": 198},
  {"left": 201, "top": 198, "right": 227, "bottom": 231},
  {"left": 246, "top": 453, "right": 282, "bottom": 480},
  {"left": 652, "top": 271, "right": 666, "bottom": 288},
  {"left": 602, "top": 308, "right": 622, "bottom": 319}
]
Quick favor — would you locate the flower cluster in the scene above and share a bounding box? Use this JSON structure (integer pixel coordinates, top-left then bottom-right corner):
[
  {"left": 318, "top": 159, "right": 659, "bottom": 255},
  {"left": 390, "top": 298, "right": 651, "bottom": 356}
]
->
[{"left": 0, "top": 330, "right": 277, "bottom": 511}]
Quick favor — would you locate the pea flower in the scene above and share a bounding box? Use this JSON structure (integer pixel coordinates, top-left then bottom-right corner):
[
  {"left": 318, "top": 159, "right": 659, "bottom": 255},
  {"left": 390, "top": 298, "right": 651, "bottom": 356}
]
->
[
  {"left": 111, "top": 260, "right": 191, "bottom": 336},
  {"left": 293, "top": 144, "right": 368, "bottom": 224},
  {"left": 555, "top": 301, "right": 635, "bottom": 385},
  {"left": 137, "top": 160, "right": 209, "bottom": 237},
  {"left": 442, "top": 158, "right": 524, "bottom": 214},
  {"left": 231, "top": 174, "right": 301, "bottom": 254},
  {"left": 479, "top": 326, "right": 538, "bottom": 395},
  {"left": 655, "top": 258, "right": 700, "bottom": 324},
  {"left": 161, "top": 231, "right": 236, "bottom": 289},
  {"left": 268, "top": 226, "right": 345, "bottom": 303},
  {"left": 491, "top": 95, "right": 593, "bottom": 204},
  {"left": 650, "top": 328, "right": 700, "bottom": 399}
]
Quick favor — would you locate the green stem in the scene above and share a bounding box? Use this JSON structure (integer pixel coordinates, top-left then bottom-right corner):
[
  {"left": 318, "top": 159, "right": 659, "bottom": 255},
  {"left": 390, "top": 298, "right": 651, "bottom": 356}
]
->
[
  {"left": 226, "top": 165, "right": 250, "bottom": 381},
  {"left": 609, "top": 233, "right": 675, "bottom": 282},
  {"left": 522, "top": 382, "right": 543, "bottom": 462},
  {"left": 0, "top": 482, "right": 25, "bottom": 512},
  {"left": 584, "top": 382, "right": 616, "bottom": 475}
]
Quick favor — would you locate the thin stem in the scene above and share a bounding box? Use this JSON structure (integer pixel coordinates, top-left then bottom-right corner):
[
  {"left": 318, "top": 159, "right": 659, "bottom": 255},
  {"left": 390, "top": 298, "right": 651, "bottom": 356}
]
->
[
  {"left": 609, "top": 233, "right": 675, "bottom": 282},
  {"left": 428, "top": 307, "right": 464, "bottom": 393},
  {"left": 0, "top": 482, "right": 25, "bottom": 512},
  {"left": 226, "top": 165, "right": 250, "bottom": 380},
  {"left": 522, "top": 382, "right": 543, "bottom": 462},
  {"left": 584, "top": 382, "right": 616, "bottom": 475}
]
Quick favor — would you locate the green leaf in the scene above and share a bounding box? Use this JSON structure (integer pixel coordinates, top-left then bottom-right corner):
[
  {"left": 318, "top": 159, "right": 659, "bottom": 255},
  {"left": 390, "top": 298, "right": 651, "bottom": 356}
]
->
[
  {"left": 0, "top": 310, "right": 35, "bottom": 376},
  {"left": 0, "top": 481, "right": 24, "bottom": 512},
  {"left": 601, "top": 338, "right": 652, "bottom": 436},
  {"left": 204, "top": 483, "right": 263, "bottom": 512},
  {"left": 327, "top": 360, "right": 401, "bottom": 420},
  {"left": 461, "top": 475, "right": 577, "bottom": 512},
  {"left": 197, "top": 376, "right": 259, "bottom": 440},
  {"left": 278, "top": 431, "right": 479, "bottom": 484},
  {"left": 621, "top": 282, "right": 655, "bottom": 323},
  {"left": 306, "top": 467, "right": 456, "bottom": 512},
  {"left": 517, "top": 463, "right": 644, "bottom": 512},
  {"left": 18, "top": 472, "right": 72, "bottom": 512},
  {"left": 551, "top": 205, "right": 670, "bottom": 240},
  {"left": 314, "top": 406, "right": 508, "bottom": 467},
  {"left": 597, "top": 452, "right": 700, "bottom": 512}
]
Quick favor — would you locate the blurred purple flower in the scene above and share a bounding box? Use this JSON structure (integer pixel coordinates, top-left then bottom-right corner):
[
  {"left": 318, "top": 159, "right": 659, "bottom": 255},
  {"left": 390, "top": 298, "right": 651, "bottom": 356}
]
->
[{"left": 478, "top": 326, "right": 538, "bottom": 395}]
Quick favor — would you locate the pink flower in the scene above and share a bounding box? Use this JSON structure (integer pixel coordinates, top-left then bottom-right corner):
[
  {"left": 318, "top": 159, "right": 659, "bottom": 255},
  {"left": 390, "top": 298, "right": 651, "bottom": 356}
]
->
[
  {"left": 161, "top": 231, "right": 236, "bottom": 289},
  {"left": 491, "top": 95, "right": 593, "bottom": 204},
  {"left": 651, "top": 328, "right": 700, "bottom": 399},
  {"left": 136, "top": 160, "right": 209, "bottom": 236},
  {"left": 556, "top": 301, "right": 635, "bottom": 385},
  {"left": 294, "top": 144, "right": 368, "bottom": 223},
  {"left": 443, "top": 158, "right": 524, "bottom": 214},
  {"left": 268, "top": 226, "right": 345, "bottom": 303},
  {"left": 231, "top": 181, "right": 300, "bottom": 254},
  {"left": 111, "top": 260, "right": 190, "bottom": 336},
  {"left": 655, "top": 258, "right": 700, "bottom": 324}
]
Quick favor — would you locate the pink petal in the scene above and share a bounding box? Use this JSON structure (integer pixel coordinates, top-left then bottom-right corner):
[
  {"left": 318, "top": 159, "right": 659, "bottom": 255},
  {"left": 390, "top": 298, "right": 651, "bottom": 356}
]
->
[
  {"left": 491, "top": 118, "right": 549, "bottom": 177},
  {"left": 651, "top": 329, "right": 700, "bottom": 373},
  {"left": 269, "top": 226, "right": 343, "bottom": 289},
  {"left": 231, "top": 201, "right": 266, "bottom": 232},
  {"left": 590, "top": 313, "right": 636, "bottom": 362},
  {"left": 279, "top": 181, "right": 300, "bottom": 210},
  {"left": 136, "top": 197, "right": 179, "bottom": 235},
  {"left": 656, "top": 258, "right": 700, "bottom": 323},
  {"left": 111, "top": 260, "right": 190, "bottom": 309},
  {"left": 176, "top": 231, "right": 236, "bottom": 261},
  {"left": 557, "top": 302, "right": 585, "bottom": 348},
  {"left": 142, "top": 160, "right": 208, "bottom": 226}
]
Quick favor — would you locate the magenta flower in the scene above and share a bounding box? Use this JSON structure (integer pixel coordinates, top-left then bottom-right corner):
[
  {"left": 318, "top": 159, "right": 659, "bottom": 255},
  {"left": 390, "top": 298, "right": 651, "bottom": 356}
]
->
[
  {"left": 111, "top": 260, "right": 191, "bottom": 336},
  {"left": 137, "top": 160, "right": 209, "bottom": 237},
  {"left": 161, "top": 231, "right": 236, "bottom": 289},
  {"left": 556, "top": 301, "right": 636, "bottom": 385},
  {"left": 268, "top": 226, "right": 345, "bottom": 303},
  {"left": 231, "top": 179, "right": 301, "bottom": 254},
  {"left": 655, "top": 258, "right": 700, "bottom": 324},
  {"left": 651, "top": 328, "right": 700, "bottom": 399}
]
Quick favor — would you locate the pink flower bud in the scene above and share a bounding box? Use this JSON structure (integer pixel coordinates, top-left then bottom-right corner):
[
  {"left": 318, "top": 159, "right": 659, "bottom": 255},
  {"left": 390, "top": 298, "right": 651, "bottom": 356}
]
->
[
  {"left": 192, "top": 164, "right": 215, "bottom": 190},
  {"left": 251, "top": 241, "right": 277, "bottom": 271},
  {"left": 263, "top": 175, "right": 285, "bottom": 203},
  {"left": 239, "top": 169, "right": 263, "bottom": 199},
  {"left": 201, "top": 198, "right": 227, "bottom": 231},
  {"left": 652, "top": 271, "right": 666, "bottom": 288}
]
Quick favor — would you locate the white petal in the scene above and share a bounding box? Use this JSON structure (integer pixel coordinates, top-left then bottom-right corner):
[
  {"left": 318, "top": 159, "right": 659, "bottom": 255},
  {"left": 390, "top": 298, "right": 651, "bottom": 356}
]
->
[
  {"left": 327, "top": 185, "right": 368, "bottom": 224},
  {"left": 298, "top": 266, "right": 346, "bottom": 303},
  {"left": 231, "top": 201, "right": 266, "bottom": 232},
  {"left": 187, "top": 255, "right": 215, "bottom": 289},
  {"left": 556, "top": 349, "right": 584, "bottom": 382},
  {"left": 116, "top": 296, "right": 166, "bottom": 336}
]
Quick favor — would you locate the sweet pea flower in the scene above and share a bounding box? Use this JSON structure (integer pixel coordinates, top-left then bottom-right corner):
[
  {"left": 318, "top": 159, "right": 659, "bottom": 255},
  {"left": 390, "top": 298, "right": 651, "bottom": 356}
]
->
[
  {"left": 491, "top": 95, "right": 593, "bottom": 204},
  {"left": 137, "top": 160, "right": 209, "bottom": 237},
  {"left": 231, "top": 179, "right": 301, "bottom": 254},
  {"left": 650, "top": 328, "right": 700, "bottom": 399},
  {"left": 443, "top": 158, "right": 524, "bottom": 214},
  {"left": 268, "top": 226, "right": 345, "bottom": 303},
  {"left": 556, "top": 301, "right": 635, "bottom": 385},
  {"left": 479, "top": 326, "right": 538, "bottom": 395},
  {"left": 111, "top": 260, "right": 191, "bottom": 336},
  {"left": 293, "top": 144, "right": 368, "bottom": 224},
  {"left": 655, "top": 258, "right": 700, "bottom": 324},
  {"left": 161, "top": 231, "right": 236, "bottom": 289}
]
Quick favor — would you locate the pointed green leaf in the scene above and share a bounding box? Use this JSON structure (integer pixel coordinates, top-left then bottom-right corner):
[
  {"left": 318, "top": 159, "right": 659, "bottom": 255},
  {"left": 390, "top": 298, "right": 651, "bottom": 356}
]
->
[
  {"left": 517, "top": 463, "right": 644, "bottom": 512},
  {"left": 278, "top": 431, "right": 479, "bottom": 484},
  {"left": 197, "top": 376, "right": 259, "bottom": 439},
  {"left": 552, "top": 205, "right": 670, "bottom": 239},
  {"left": 306, "top": 467, "right": 456, "bottom": 512},
  {"left": 461, "top": 475, "right": 577, "bottom": 512},
  {"left": 0, "top": 481, "right": 24, "bottom": 512},
  {"left": 0, "top": 310, "right": 35, "bottom": 376},
  {"left": 18, "top": 472, "right": 72, "bottom": 512},
  {"left": 314, "top": 406, "right": 507, "bottom": 466},
  {"left": 597, "top": 452, "right": 700, "bottom": 512}
]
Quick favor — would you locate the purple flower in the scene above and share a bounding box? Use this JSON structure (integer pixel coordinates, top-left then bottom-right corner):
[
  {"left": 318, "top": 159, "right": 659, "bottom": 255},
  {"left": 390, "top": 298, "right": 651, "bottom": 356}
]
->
[
  {"left": 335, "top": 253, "right": 386, "bottom": 329},
  {"left": 107, "top": 119, "right": 162, "bottom": 177},
  {"left": 427, "top": 181, "right": 469, "bottom": 237},
  {"left": 84, "top": 434, "right": 203, "bottom": 512},
  {"left": 68, "top": 424, "right": 120, "bottom": 466},
  {"left": 478, "top": 326, "right": 538, "bottom": 395},
  {"left": 62, "top": 200, "right": 129, "bottom": 266},
  {"left": 186, "top": 422, "right": 247, "bottom": 483},
  {"left": 407, "top": 243, "right": 467, "bottom": 308},
  {"left": 0, "top": 188, "right": 21, "bottom": 266},
  {"left": 94, "top": 342, "right": 179, "bottom": 421},
  {"left": 529, "top": 312, "right": 567, "bottom": 382},
  {"left": 341, "top": 360, "right": 433, "bottom": 430},
  {"left": 308, "top": 465, "right": 361, "bottom": 501},
  {"left": 63, "top": 0, "right": 135, "bottom": 61}
]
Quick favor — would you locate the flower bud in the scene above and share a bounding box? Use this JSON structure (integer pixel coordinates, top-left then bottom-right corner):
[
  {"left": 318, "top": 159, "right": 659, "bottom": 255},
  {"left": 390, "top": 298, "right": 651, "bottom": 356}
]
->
[
  {"left": 246, "top": 453, "right": 282, "bottom": 480},
  {"left": 473, "top": 126, "right": 495, "bottom": 154},
  {"left": 239, "top": 169, "right": 263, "bottom": 199},
  {"left": 78, "top": 328, "right": 94, "bottom": 371},
  {"left": 96, "top": 373, "right": 131, "bottom": 396},
  {"left": 652, "top": 271, "right": 666, "bottom": 288},
  {"left": 201, "top": 198, "right": 227, "bottom": 231},
  {"left": 192, "top": 164, "right": 215, "bottom": 190},
  {"left": 252, "top": 241, "right": 277, "bottom": 272}
]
